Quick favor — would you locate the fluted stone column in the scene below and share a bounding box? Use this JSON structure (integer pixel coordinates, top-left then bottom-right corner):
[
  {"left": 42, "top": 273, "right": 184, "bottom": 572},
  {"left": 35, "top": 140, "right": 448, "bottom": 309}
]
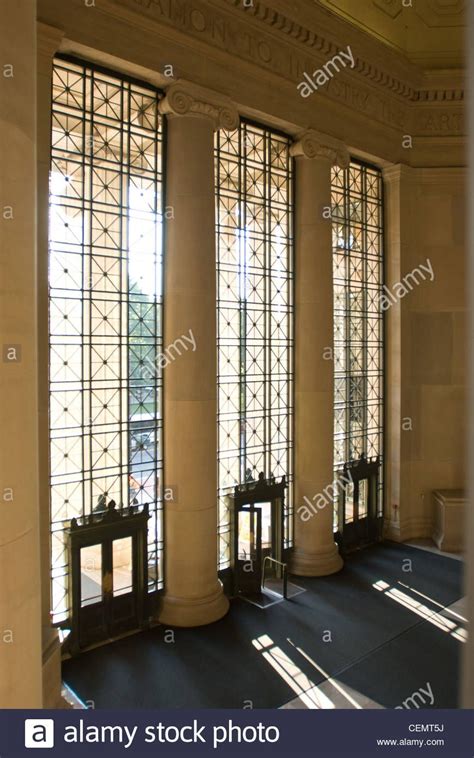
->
[
  {"left": 158, "top": 83, "right": 238, "bottom": 626},
  {"left": 290, "top": 131, "right": 348, "bottom": 576}
]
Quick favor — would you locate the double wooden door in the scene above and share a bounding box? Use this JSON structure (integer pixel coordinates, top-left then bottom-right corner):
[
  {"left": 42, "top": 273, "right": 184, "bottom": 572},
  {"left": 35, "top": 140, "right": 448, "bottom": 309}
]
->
[{"left": 67, "top": 502, "right": 149, "bottom": 652}]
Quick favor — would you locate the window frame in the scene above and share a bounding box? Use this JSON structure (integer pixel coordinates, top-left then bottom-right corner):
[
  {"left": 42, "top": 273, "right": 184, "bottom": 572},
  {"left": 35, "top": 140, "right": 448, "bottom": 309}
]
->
[
  {"left": 215, "top": 117, "right": 295, "bottom": 572},
  {"left": 48, "top": 54, "right": 166, "bottom": 625},
  {"left": 331, "top": 156, "right": 385, "bottom": 531}
]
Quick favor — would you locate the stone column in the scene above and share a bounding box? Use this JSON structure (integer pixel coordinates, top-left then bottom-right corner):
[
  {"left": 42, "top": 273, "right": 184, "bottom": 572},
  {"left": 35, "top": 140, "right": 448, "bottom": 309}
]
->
[
  {"left": 382, "top": 164, "right": 414, "bottom": 544},
  {"left": 37, "top": 22, "right": 64, "bottom": 708},
  {"left": 158, "top": 83, "right": 238, "bottom": 626},
  {"left": 290, "top": 131, "right": 348, "bottom": 576},
  {"left": 0, "top": 0, "right": 42, "bottom": 707}
]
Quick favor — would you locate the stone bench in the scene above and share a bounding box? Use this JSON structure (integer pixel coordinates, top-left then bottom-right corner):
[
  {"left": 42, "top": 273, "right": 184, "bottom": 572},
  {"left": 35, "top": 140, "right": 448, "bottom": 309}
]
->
[{"left": 432, "top": 489, "right": 466, "bottom": 553}]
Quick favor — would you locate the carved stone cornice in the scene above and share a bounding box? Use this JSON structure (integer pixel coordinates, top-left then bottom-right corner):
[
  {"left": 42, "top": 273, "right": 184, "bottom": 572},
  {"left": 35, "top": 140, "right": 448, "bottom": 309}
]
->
[
  {"left": 159, "top": 81, "right": 239, "bottom": 130},
  {"left": 111, "top": 0, "right": 464, "bottom": 120},
  {"left": 223, "top": 0, "right": 419, "bottom": 101},
  {"left": 222, "top": 0, "right": 464, "bottom": 104},
  {"left": 416, "top": 89, "right": 464, "bottom": 103},
  {"left": 290, "top": 130, "right": 349, "bottom": 168}
]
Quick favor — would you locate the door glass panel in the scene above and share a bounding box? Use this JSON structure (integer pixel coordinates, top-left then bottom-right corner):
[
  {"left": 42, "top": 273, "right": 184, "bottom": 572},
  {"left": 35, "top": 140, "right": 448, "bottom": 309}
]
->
[
  {"left": 113, "top": 537, "right": 133, "bottom": 597},
  {"left": 80, "top": 544, "right": 102, "bottom": 607},
  {"left": 345, "top": 481, "right": 354, "bottom": 523},
  {"left": 359, "top": 479, "right": 368, "bottom": 518},
  {"left": 260, "top": 502, "right": 272, "bottom": 549},
  {"left": 238, "top": 511, "right": 256, "bottom": 561}
]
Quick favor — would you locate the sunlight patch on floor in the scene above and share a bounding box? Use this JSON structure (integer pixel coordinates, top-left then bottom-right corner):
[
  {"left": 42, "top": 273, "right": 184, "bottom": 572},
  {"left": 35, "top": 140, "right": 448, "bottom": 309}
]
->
[{"left": 373, "top": 580, "right": 467, "bottom": 643}]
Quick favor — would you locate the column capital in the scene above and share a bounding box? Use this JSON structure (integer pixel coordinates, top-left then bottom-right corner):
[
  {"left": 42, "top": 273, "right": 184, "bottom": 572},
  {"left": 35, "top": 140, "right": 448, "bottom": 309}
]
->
[
  {"left": 37, "top": 22, "right": 64, "bottom": 70},
  {"left": 382, "top": 163, "right": 417, "bottom": 184},
  {"left": 290, "top": 129, "right": 349, "bottom": 168},
  {"left": 159, "top": 80, "right": 239, "bottom": 131}
]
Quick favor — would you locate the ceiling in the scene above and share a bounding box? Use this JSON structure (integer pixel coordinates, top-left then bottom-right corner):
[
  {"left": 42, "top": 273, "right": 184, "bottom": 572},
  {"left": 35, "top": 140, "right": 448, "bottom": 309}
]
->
[{"left": 317, "top": 0, "right": 466, "bottom": 69}]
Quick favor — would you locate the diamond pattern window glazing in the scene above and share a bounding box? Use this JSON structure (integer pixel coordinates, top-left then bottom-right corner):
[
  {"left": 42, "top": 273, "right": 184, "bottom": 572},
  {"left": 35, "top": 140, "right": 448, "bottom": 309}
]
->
[
  {"left": 331, "top": 159, "right": 384, "bottom": 528},
  {"left": 215, "top": 121, "right": 294, "bottom": 569},
  {"left": 49, "top": 58, "right": 165, "bottom": 623}
]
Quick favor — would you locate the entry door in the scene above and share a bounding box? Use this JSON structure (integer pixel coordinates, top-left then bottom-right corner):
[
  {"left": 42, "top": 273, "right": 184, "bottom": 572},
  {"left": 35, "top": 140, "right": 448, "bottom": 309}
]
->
[
  {"left": 338, "top": 462, "right": 382, "bottom": 552},
  {"left": 78, "top": 535, "right": 138, "bottom": 649},
  {"left": 348, "top": 478, "right": 370, "bottom": 545},
  {"left": 235, "top": 506, "right": 262, "bottom": 595}
]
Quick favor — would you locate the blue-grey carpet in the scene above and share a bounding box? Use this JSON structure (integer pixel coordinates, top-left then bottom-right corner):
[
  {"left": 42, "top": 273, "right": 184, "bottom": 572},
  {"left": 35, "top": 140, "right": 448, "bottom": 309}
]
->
[{"left": 63, "top": 542, "right": 464, "bottom": 708}]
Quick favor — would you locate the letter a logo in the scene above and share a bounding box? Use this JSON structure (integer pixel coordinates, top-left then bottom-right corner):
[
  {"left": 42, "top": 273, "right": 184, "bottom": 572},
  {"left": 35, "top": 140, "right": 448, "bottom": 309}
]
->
[{"left": 24, "top": 719, "right": 55, "bottom": 748}]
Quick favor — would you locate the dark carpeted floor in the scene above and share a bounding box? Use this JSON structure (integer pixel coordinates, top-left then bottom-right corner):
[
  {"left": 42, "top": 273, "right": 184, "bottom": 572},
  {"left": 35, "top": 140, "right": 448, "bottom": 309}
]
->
[{"left": 63, "top": 542, "right": 464, "bottom": 709}]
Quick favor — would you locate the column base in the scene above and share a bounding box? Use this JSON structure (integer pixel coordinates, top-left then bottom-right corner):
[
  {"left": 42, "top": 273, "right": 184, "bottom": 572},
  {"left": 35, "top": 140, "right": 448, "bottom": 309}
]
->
[
  {"left": 158, "top": 582, "right": 229, "bottom": 627},
  {"left": 290, "top": 542, "right": 343, "bottom": 576},
  {"left": 384, "top": 518, "right": 402, "bottom": 542}
]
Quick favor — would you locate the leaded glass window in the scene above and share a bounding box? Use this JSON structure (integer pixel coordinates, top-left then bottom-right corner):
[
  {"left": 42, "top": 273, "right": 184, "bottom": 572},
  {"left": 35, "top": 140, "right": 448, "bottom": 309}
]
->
[
  {"left": 332, "top": 159, "right": 384, "bottom": 526},
  {"left": 49, "top": 57, "right": 164, "bottom": 623},
  {"left": 215, "top": 120, "right": 294, "bottom": 569}
]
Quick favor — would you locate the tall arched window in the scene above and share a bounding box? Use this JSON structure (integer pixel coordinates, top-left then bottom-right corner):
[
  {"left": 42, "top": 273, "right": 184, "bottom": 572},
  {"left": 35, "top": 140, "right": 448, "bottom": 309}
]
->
[
  {"left": 49, "top": 57, "right": 165, "bottom": 623},
  {"left": 215, "top": 120, "right": 294, "bottom": 569},
  {"left": 331, "top": 159, "right": 384, "bottom": 528}
]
